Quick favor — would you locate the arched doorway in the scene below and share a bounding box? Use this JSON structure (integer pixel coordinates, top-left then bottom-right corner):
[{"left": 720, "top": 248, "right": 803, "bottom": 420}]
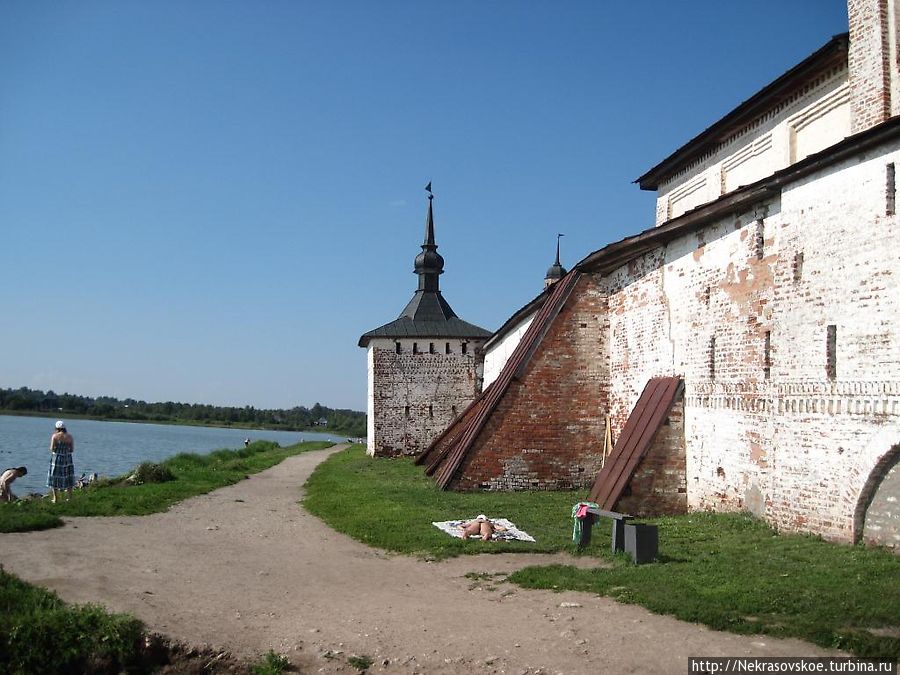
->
[{"left": 853, "top": 443, "right": 900, "bottom": 550}]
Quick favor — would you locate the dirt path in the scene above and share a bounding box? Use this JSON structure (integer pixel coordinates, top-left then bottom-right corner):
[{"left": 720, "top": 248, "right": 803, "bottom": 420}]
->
[{"left": 0, "top": 445, "right": 839, "bottom": 674}]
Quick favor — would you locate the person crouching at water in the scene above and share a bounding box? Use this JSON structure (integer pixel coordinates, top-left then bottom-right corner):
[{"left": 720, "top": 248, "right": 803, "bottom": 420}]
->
[
  {"left": 48, "top": 421, "right": 75, "bottom": 503},
  {"left": 0, "top": 466, "right": 27, "bottom": 502}
]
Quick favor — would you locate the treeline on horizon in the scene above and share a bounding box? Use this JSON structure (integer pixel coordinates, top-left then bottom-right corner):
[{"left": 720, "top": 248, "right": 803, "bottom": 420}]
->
[{"left": 0, "top": 386, "right": 366, "bottom": 437}]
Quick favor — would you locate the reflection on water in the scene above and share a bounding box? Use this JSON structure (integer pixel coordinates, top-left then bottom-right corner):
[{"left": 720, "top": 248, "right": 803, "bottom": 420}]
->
[{"left": 0, "top": 415, "right": 344, "bottom": 496}]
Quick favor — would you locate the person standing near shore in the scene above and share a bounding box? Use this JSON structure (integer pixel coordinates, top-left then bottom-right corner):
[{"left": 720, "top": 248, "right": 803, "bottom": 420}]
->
[{"left": 48, "top": 421, "right": 75, "bottom": 503}]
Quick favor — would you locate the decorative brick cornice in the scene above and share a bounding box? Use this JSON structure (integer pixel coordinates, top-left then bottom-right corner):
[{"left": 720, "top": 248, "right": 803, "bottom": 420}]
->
[{"left": 686, "top": 380, "right": 900, "bottom": 415}]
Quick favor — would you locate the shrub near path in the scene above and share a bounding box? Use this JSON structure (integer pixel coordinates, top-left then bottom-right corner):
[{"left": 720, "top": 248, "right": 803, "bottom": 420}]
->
[{"left": 305, "top": 446, "right": 900, "bottom": 659}]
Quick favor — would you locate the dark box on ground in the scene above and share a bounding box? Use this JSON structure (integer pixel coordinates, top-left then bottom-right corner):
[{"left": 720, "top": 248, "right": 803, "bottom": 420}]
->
[{"left": 624, "top": 523, "right": 658, "bottom": 564}]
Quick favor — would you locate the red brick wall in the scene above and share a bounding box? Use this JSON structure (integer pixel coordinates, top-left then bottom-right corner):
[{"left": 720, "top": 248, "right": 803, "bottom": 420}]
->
[
  {"left": 616, "top": 397, "right": 688, "bottom": 516},
  {"left": 451, "top": 275, "right": 610, "bottom": 490},
  {"left": 849, "top": 0, "right": 892, "bottom": 132}
]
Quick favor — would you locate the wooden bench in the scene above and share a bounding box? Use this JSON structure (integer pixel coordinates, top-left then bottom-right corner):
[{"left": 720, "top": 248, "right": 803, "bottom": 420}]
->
[{"left": 577, "top": 507, "right": 633, "bottom": 552}]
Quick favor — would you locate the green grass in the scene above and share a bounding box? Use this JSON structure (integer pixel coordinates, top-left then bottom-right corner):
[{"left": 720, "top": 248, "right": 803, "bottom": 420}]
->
[
  {"left": 303, "top": 445, "right": 581, "bottom": 558},
  {"left": 0, "top": 440, "right": 333, "bottom": 533},
  {"left": 0, "top": 567, "right": 145, "bottom": 674},
  {"left": 251, "top": 649, "right": 292, "bottom": 675},
  {"left": 516, "top": 513, "right": 900, "bottom": 659},
  {"left": 304, "top": 446, "right": 900, "bottom": 658}
]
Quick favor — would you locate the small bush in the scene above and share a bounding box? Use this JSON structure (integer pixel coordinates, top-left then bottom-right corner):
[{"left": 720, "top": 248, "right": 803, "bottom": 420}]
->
[
  {"left": 130, "top": 462, "right": 175, "bottom": 485},
  {"left": 238, "top": 441, "right": 279, "bottom": 458},
  {"left": 168, "top": 452, "right": 208, "bottom": 468},
  {"left": 251, "top": 649, "right": 291, "bottom": 675},
  {"left": 348, "top": 654, "right": 374, "bottom": 671}
]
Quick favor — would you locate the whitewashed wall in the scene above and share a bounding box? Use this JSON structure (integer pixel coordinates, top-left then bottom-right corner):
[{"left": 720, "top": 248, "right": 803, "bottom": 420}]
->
[
  {"left": 482, "top": 313, "right": 537, "bottom": 388},
  {"left": 604, "top": 138, "right": 900, "bottom": 544},
  {"left": 655, "top": 67, "right": 850, "bottom": 224}
]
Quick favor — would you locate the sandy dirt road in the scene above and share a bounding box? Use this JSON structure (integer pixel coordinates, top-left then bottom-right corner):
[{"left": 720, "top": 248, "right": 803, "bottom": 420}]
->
[{"left": 0, "top": 445, "right": 839, "bottom": 674}]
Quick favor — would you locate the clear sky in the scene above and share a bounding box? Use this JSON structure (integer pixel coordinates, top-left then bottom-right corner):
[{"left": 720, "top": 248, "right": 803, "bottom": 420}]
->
[{"left": 1, "top": 1, "right": 849, "bottom": 412}]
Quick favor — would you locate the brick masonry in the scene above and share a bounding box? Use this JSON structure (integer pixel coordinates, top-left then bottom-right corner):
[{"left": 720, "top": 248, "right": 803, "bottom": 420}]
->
[
  {"left": 617, "top": 398, "right": 688, "bottom": 516},
  {"left": 462, "top": 139, "right": 900, "bottom": 547},
  {"left": 612, "top": 140, "right": 900, "bottom": 545},
  {"left": 849, "top": 0, "right": 893, "bottom": 132},
  {"left": 451, "top": 275, "right": 610, "bottom": 491},
  {"left": 367, "top": 338, "right": 484, "bottom": 457}
]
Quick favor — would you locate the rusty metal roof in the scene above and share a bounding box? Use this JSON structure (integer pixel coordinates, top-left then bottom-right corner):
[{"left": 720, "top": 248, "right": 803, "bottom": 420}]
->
[
  {"left": 588, "top": 377, "right": 684, "bottom": 509},
  {"left": 416, "top": 270, "right": 581, "bottom": 488}
]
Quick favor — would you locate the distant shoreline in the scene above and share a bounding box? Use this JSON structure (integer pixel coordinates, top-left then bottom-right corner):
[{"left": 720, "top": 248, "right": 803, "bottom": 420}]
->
[{"left": 0, "top": 409, "right": 355, "bottom": 437}]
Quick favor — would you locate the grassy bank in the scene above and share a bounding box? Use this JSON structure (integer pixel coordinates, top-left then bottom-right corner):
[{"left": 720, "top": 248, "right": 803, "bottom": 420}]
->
[
  {"left": 0, "top": 567, "right": 146, "bottom": 674},
  {"left": 1, "top": 568, "right": 299, "bottom": 674},
  {"left": 0, "top": 440, "right": 333, "bottom": 534},
  {"left": 304, "top": 446, "right": 900, "bottom": 658}
]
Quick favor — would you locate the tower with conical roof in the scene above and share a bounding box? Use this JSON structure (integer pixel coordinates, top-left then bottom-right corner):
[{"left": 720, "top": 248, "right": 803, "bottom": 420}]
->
[{"left": 359, "top": 187, "right": 492, "bottom": 457}]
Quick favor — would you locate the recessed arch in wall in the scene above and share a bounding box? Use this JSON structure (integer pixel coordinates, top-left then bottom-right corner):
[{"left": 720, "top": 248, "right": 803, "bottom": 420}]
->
[{"left": 849, "top": 429, "right": 900, "bottom": 546}]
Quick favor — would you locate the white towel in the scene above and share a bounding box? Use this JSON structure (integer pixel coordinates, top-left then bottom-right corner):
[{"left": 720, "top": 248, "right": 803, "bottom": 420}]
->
[{"left": 432, "top": 517, "right": 536, "bottom": 542}]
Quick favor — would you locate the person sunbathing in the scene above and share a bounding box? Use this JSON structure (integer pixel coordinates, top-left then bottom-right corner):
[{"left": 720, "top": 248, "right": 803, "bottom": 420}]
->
[{"left": 460, "top": 514, "right": 505, "bottom": 541}]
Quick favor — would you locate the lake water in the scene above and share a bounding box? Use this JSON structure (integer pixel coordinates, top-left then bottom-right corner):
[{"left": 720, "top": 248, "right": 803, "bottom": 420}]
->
[{"left": 0, "top": 415, "right": 346, "bottom": 496}]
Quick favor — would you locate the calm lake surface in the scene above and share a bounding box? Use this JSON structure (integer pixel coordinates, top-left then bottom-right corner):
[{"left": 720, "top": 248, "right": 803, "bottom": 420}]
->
[{"left": 0, "top": 415, "right": 346, "bottom": 495}]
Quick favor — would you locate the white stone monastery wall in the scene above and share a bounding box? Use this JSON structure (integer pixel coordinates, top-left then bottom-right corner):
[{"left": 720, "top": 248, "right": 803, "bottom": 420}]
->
[{"left": 606, "top": 138, "right": 900, "bottom": 542}]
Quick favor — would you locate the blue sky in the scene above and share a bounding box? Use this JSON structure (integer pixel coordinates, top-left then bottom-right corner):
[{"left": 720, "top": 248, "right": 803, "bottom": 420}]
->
[{"left": 1, "top": 1, "right": 849, "bottom": 412}]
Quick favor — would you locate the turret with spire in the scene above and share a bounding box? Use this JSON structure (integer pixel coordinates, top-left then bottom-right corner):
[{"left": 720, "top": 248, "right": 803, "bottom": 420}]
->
[
  {"left": 544, "top": 233, "right": 567, "bottom": 288},
  {"left": 358, "top": 184, "right": 492, "bottom": 458}
]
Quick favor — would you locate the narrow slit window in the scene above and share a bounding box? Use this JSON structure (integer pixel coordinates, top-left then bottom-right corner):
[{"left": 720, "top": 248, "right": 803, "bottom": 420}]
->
[
  {"left": 451, "top": 405, "right": 457, "bottom": 417},
  {"left": 395, "top": 341, "right": 401, "bottom": 354},
  {"left": 764, "top": 330, "right": 771, "bottom": 380},
  {"left": 754, "top": 220, "right": 765, "bottom": 260},
  {"left": 709, "top": 336, "right": 717, "bottom": 381},
  {"left": 429, "top": 342, "right": 435, "bottom": 354},
  {"left": 461, "top": 342, "right": 468, "bottom": 355},
  {"left": 404, "top": 405, "right": 410, "bottom": 418},
  {"left": 428, "top": 404, "right": 433, "bottom": 418},
  {"left": 445, "top": 342, "right": 451, "bottom": 354},
  {"left": 826, "top": 325, "right": 837, "bottom": 380},
  {"left": 793, "top": 251, "right": 804, "bottom": 283},
  {"left": 412, "top": 342, "right": 418, "bottom": 354},
  {"left": 887, "top": 162, "right": 896, "bottom": 216}
]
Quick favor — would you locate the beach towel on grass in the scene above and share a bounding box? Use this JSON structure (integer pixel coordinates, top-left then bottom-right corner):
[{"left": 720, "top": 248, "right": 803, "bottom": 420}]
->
[{"left": 432, "top": 518, "right": 536, "bottom": 543}]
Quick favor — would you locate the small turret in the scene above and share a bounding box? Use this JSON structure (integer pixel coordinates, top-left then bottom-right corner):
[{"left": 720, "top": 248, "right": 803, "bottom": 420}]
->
[{"left": 544, "top": 233, "right": 567, "bottom": 288}]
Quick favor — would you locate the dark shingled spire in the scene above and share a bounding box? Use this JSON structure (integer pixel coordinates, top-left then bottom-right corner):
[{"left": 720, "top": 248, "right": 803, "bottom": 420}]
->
[
  {"left": 411, "top": 193, "right": 445, "bottom": 294},
  {"left": 544, "top": 233, "right": 567, "bottom": 287},
  {"left": 358, "top": 186, "right": 492, "bottom": 347}
]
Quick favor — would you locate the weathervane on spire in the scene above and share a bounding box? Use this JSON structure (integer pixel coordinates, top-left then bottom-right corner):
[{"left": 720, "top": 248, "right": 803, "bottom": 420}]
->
[
  {"left": 544, "top": 233, "right": 567, "bottom": 289},
  {"left": 425, "top": 181, "right": 433, "bottom": 201}
]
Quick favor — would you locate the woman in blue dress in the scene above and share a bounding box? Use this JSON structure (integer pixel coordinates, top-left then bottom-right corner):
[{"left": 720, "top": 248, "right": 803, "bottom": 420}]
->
[{"left": 48, "top": 420, "right": 75, "bottom": 503}]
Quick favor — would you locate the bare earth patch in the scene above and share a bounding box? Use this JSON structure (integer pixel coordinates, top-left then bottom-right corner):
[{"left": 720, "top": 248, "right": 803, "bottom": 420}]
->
[{"left": 0, "top": 446, "right": 841, "bottom": 674}]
